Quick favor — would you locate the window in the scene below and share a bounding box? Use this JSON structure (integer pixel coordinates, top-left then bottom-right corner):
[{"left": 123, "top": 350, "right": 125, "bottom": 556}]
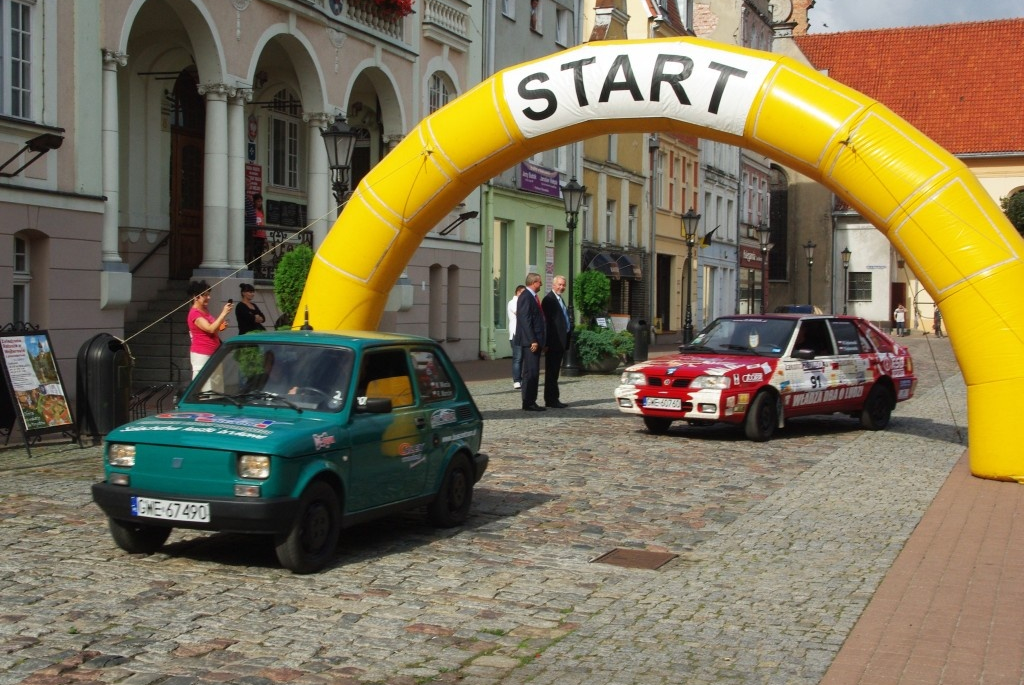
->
[
  {"left": 12, "top": 235, "right": 28, "bottom": 322},
  {"left": 555, "top": 7, "right": 569, "bottom": 45},
  {"left": 493, "top": 220, "right": 509, "bottom": 328},
  {"left": 501, "top": 0, "right": 514, "bottom": 19},
  {"left": 1, "top": 0, "right": 31, "bottom": 118},
  {"left": 656, "top": 151, "right": 666, "bottom": 208},
  {"left": 848, "top": 272, "right": 872, "bottom": 301},
  {"left": 627, "top": 205, "right": 637, "bottom": 245},
  {"left": 411, "top": 349, "right": 455, "bottom": 402},
  {"left": 607, "top": 134, "right": 617, "bottom": 164},
  {"left": 428, "top": 73, "right": 452, "bottom": 114},
  {"left": 269, "top": 89, "right": 301, "bottom": 190},
  {"left": 528, "top": 224, "right": 543, "bottom": 269},
  {"left": 529, "top": 0, "right": 542, "bottom": 33},
  {"left": 604, "top": 199, "right": 616, "bottom": 244}
]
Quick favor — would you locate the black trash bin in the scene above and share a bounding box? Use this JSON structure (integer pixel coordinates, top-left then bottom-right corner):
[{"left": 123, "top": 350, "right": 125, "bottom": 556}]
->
[
  {"left": 76, "top": 333, "right": 133, "bottom": 441},
  {"left": 627, "top": 318, "right": 650, "bottom": 362}
]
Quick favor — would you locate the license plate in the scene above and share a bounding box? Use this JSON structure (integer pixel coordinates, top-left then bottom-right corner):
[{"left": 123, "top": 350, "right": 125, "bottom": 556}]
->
[
  {"left": 644, "top": 397, "right": 683, "bottom": 410},
  {"left": 131, "top": 496, "right": 211, "bottom": 523}
]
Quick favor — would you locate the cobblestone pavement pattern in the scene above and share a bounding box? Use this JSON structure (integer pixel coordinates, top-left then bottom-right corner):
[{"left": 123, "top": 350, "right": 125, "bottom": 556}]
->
[{"left": 0, "top": 336, "right": 965, "bottom": 684}]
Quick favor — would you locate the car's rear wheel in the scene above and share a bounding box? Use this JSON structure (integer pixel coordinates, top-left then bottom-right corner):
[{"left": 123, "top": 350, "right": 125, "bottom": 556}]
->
[
  {"left": 744, "top": 391, "right": 778, "bottom": 442},
  {"left": 108, "top": 518, "right": 171, "bottom": 554},
  {"left": 860, "top": 384, "right": 893, "bottom": 430},
  {"left": 275, "top": 481, "right": 340, "bottom": 574},
  {"left": 428, "top": 454, "right": 473, "bottom": 527},
  {"left": 643, "top": 416, "right": 673, "bottom": 434}
]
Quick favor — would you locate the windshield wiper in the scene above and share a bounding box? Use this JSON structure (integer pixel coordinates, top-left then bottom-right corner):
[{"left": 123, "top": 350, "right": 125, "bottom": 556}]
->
[
  {"left": 718, "top": 344, "right": 767, "bottom": 355},
  {"left": 194, "top": 390, "right": 242, "bottom": 407},
  {"left": 235, "top": 391, "right": 303, "bottom": 412},
  {"left": 680, "top": 344, "right": 713, "bottom": 352}
]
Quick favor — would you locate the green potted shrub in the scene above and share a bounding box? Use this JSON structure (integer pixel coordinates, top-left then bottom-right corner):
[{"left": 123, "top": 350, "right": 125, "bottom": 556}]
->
[
  {"left": 272, "top": 245, "right": 314, "bottom": 329},
  {"left": 571, "top": 270, "right": 633, "bottom": 373}
]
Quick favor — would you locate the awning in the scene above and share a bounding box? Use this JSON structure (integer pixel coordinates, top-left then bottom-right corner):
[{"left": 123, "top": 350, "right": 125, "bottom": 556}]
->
[
  {"left": 613, "top": 253, "right": 642, "bottom": 279},
  {"left": 582, "top": 249, "right": 620, "bottom": 278}
]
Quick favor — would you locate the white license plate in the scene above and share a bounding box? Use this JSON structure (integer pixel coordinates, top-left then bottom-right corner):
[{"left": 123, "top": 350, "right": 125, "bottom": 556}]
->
[
  {"left": 132, "top": 496, "right": 211, "bottom": 523},
  {"left": 644, "top": 397, "right": 683, "bottom": 410}
]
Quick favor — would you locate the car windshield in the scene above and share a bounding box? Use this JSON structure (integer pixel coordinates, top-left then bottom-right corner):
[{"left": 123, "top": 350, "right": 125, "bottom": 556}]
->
[
  {"left": 185, "top": 342, "right": 354, "bottom": 412},
  {"left": 682, "top": 317, "right": 798, "bottom": 358}
]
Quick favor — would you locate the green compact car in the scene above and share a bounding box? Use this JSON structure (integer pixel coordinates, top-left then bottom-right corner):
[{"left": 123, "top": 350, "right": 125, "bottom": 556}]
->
[{"left": 91, "top": 331, "right": 487, "bottom": 573}]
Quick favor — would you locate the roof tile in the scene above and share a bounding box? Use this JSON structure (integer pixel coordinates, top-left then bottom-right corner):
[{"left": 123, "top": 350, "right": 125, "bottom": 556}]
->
[{"left": 794, "top": 19, "right": 1024, "bottom": 155}]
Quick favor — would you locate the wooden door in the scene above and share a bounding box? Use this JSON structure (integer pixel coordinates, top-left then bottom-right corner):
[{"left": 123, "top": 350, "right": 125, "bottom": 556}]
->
[{"left": 169, "top": 132, "right": 203, "bottom": 279}]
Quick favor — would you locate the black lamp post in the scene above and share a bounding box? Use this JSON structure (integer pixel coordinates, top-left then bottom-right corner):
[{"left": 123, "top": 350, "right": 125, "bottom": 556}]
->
[
  {"left": 320, "top": 119, "right": 360, "bottom": 205},
  {"left": 803, "top": 240, "right": 816, "bottom": 306},
  {"left": 681, "top": 208, "right": 701, "bottom": 344},
  {"left": 561, "top": 176, "right": 586, "bottom": 377},
  {"left": 757, "top": 222, "right": 772, "bottom": 314},
  {"left": 841, "top": 246, "right": 852, "bottom": 314}
]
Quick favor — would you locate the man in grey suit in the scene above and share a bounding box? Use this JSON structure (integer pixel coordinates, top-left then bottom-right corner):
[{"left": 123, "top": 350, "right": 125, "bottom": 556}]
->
[
  {"left": 541, "top": 275, "right": 571, "bottom": 408},
  {"left": 514, "top": 272, "right": 546, "bottom": 411}
]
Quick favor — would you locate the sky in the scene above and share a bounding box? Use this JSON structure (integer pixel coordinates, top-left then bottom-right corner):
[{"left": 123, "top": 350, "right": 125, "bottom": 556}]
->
[{"left": 807, "top": 0, "right": 1024, "bottom": 33}]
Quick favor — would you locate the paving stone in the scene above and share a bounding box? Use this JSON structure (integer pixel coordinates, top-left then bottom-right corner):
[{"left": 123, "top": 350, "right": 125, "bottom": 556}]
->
[{"left": 0, "top": 337, "right": 966, "bottom": 683}]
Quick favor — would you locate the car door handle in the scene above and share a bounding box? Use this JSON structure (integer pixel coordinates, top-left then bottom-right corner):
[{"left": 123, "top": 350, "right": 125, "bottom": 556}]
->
[{"left": 415, "top": 417, "right": 426, "bottom": 428}]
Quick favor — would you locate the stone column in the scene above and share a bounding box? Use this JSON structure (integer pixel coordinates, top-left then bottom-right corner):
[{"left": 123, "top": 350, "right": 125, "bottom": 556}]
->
[
  {"left": 228, "top": 88, "right": 252, "bottom": 270},
  {"left": 100, "top": 49, "right": 131, "bottom": 309},
  {"left": 304, "top": 112, "right": 332, "bottom": 248},
  {"left": 198, "top": 82, "right": 230, "bottom": 271}
]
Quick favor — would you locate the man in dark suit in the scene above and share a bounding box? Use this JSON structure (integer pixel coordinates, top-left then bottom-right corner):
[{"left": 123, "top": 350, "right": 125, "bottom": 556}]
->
[
  {"left": 541, "top": 274, "right": 572, "bottom": 408},
  {"left": 514, "top": 272, "right": 546, "bottom": 411}
]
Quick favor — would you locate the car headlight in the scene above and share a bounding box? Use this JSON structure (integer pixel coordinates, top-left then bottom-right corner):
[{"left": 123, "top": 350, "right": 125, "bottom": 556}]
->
[
  {"left": 690, "top": 375, "right": 731, "bottom": 390},
  {"left": 238, "top": 454, "right": 270, "bottom": 480},
  {"left": 107, "top": 444, "right": 136, "bottom": 467},
  {"left": 620, "top": 371, "right": 647, "bottom": 386}
]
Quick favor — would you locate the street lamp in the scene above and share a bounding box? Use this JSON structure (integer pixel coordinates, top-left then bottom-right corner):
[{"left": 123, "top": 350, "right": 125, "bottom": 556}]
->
[
  {"left": 561, "top": 176, "right": 586, "bottom": 377},
  {"left": 681, "top": 208, "right": 701, "bottom": 344},
  {"left": 320, "top": 119, "right": 360, "bottom": 205},
  {"left": 803, "top": 240, "right": 816, "bottom": 306},
  {"left": 841, "top": 246, "right": 852, "bottom": 314},
  {"left": 757, "top": 222, "right": 772, "bottom": 314}
]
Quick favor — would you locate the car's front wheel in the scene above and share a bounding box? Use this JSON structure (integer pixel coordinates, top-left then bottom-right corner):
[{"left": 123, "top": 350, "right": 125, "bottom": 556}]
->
[
  {"left": 108, "top": 518, "right": 171, "bottom": 554},
  {"left": 744, "top": 391, "right": 778, "bottom": 441},
  {"left": 643, "top": 416, "right": 673, "bottom": 434},
  {"left": 275, "top": 481, "right": 341, "bottom": 574},
  {"left": 428, "top": 454, "right": 473, "bottom": 527},
  {"left": 860, "top": 384, "right": 893, "bottom": 430}
]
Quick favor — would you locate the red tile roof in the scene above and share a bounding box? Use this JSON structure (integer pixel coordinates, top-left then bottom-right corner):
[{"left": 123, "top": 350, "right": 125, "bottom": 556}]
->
[{"left": 794, "top": 19, "right": 1024, "bottom": 156}]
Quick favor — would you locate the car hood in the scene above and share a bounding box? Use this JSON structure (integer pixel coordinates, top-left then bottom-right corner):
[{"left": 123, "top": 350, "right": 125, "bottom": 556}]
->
[
  {"left": 106, "top": 410, "right": 341, "bottom": 453},
  {"left": 625, "top": 353, "right": 776, "bottom": 378}
]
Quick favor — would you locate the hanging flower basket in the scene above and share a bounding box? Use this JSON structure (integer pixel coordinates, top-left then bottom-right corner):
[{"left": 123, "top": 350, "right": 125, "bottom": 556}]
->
[{"left": 371, "top": 0, "right": 413, "bottom": 18}]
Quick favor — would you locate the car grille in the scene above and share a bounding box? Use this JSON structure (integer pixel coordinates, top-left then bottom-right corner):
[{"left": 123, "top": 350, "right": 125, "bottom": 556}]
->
[{"left": 648, "top": 377, "right": 691, "bottom": 388}]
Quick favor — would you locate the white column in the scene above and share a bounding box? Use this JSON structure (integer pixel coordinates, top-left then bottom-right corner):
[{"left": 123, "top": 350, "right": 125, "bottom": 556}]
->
[
  {"left": 101, "top": 50, "right": 127, "bottom": 264},
  {"left": 199, "top": 83, "right": 230, "bottom": 270},
  {"left": 227, "top": 88, "right": 251, "bottom": 270},
  {"left": 304, "top": 112, "right": 331, "bottom": 249},
  {"left": 100, "top": 49, "right": 131, "bottom": 309}
]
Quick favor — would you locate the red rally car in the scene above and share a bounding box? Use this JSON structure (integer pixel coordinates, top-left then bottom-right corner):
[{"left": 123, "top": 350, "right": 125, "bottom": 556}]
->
[{"left": 614, "top": 314, "right": 917, "bottom": 441}]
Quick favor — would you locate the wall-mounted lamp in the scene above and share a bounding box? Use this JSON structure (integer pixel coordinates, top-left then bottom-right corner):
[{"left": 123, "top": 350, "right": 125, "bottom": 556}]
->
[
  {"left": 0, "top": 132, "right": 64, "bottom": 178},
  {"left": 438, "top": 210, "right": 479, "bottom": 236}
]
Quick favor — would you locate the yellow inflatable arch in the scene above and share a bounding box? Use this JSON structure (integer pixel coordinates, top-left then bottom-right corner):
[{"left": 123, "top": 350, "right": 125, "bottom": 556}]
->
[{"left": 298, "top": 37, "right": 1024, "bottom": 481}]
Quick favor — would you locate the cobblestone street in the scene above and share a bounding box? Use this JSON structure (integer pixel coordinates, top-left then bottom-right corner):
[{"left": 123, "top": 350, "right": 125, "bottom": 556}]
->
[{"left": 0, "top": 335, "right": 965, "bottom": 684}]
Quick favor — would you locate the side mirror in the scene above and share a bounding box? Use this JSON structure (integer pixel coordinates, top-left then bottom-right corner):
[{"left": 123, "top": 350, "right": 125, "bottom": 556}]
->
[
  {"left": 791, "top": 348, "right": 816, "bottom": 360},
  {"left": 354, "top": 397, "right": 393, "bottom": 414}
]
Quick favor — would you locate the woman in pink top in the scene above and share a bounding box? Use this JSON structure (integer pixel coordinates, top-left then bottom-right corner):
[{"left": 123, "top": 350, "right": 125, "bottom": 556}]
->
[{"left": 187, "top": 280, "right": 233, "bottom": 379}]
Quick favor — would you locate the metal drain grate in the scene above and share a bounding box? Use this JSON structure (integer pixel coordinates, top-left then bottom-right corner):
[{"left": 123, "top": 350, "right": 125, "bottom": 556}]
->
[{"left": 591, "top": 548, "right": 678, "bottom": 570}]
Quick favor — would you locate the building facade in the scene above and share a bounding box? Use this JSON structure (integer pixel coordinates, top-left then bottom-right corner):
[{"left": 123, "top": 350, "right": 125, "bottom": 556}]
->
[{"left": 0, "top": 0, "right": 481, "bottom": 406}]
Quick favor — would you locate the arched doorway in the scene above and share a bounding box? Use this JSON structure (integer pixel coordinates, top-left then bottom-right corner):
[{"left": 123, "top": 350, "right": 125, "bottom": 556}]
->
[{"left": 168, "top": 67, "right": 205, "bottom": 280}]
